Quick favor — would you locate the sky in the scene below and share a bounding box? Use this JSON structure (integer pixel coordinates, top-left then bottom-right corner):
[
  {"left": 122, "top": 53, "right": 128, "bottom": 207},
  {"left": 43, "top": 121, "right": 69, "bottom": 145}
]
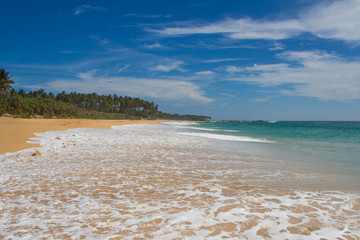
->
[{"left": 1, "top": 0, "right": 360, "bottom": 120}]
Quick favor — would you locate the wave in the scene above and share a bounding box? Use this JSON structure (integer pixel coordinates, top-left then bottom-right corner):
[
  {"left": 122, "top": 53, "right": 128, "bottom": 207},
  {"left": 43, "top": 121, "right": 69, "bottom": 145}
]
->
[
  {"left": 179, "top": 132, "right": 274, "bottom": 143},
  {"left": 161, "top": 122, "right": 242, "bottom": 133},
  {"left": 1, "top": 124, "right": 359, "bottom": 239},
  {"left": 184, "top": 126, "right": 218, "bottom": 131},
  {"left": 160, "top": 121, "right": 197, "bottom": 126},
  {"left": 160, "top": 121, "right": 221, "bottom": 132}
]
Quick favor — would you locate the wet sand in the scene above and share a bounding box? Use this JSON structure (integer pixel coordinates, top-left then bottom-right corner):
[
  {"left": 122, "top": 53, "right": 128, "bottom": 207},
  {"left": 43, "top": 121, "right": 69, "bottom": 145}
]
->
[
  {"left": 1, "top": 124, "right": 359, "bottom": 239},
  {"left": 0, "top": 117, "right": 159, "bottom": 155}
]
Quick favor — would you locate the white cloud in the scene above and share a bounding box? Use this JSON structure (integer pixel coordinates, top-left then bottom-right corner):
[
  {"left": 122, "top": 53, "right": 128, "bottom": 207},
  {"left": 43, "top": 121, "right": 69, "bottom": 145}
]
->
[
  {"left": 204, "top": 58, "right": 247, "bottom": 63},
  {"left": 218, "top": 93, "right": 235, "bottom": 98},
  {"left": 228, "top": 50, "right": 360, "bottom": 101},
  {"left": 89, "top": 35, "right": 112, "bottom": 46},
  {"left": 302, "top": 0, "right": 360, "bottom": 42},
  {"left": 278, "top": 50, "right": 337, "bottom": 62},
  {"left": 226, "top": 66, "right": 243, "bottom": 73},
  {"left": 195, "top": 71, "right": 215, "bottom": 75},
  {"left": 141, "top": 43, "right": 166, "bottom": 49},
  {"left": 58, "top": 50, "right": 77, "bottom": 54},
  {"left": 45, "top": 71, "right": 213, "bottom": 103},
  {"left": 269, "top": 41, "right": 285, "bottom": 51},
  {"left": 124, "top": 13, "right": 172, "bottom": 18},
  {"left": 74, "top": 5, "right": 105, "bottom": 15},
  {"left": 249, "top": 97, "right": 272, "bottom": 102},
  {"left": 226, "top": 63, "right": 290, "bottom": 74},
  {"left": 154, "top": 61, "right": 185, "bottom": 72},
  {"left": 244, "top": 63, "right": 290, "bottom": 72},
  {"left": 152, "top": 0, "right": 360, "bottom": 42},
  {"left": 117, "top": 64, "right": 130, "bottom": 73},
  {"left": 153, "top": 18, "right": 303, "bottom": 40}
]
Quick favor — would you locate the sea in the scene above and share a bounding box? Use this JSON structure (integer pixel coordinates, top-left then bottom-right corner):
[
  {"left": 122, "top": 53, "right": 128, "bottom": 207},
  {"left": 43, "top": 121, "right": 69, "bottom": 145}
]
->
[
  {"left": 1, "top": 121, "right": 360, "bottom": 239},
  {"left": 171, "top": 121, "right": 360, "bottom": 192}
]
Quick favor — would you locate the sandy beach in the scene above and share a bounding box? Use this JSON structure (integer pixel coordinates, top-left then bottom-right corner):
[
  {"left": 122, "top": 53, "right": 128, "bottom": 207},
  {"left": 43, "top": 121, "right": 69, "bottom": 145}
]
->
[
  {"left": 0, "top": 117, "right": 158, "bottom": 155},
  {"left": 1, "top": 120, "right": 359, "bottom": 239}
]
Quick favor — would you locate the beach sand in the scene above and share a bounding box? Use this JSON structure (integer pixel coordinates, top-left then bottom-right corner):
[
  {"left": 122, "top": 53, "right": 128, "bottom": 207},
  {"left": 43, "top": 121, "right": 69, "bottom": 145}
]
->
[
  {"left": 0, "top": 117, "right": 158, "bottom": 155},
  {"left": 1, "top": 121, "right": 359, "bottom": 239}
]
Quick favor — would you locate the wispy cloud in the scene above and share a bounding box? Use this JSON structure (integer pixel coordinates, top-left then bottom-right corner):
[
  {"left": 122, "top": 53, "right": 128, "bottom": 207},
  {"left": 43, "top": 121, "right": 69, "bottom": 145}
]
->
[
  {"left": 58, "top": 50, "right": 78, "bottom": 54},
  {"left": 74, "top": 5, "right": 105, "bottom": 15},
  {"left": 43, "top": 71, "right": 213, "bottom": 103},
  {"left": 151, "top": 0, "right": 360, "bottom": 43},
  {"left": 89, "top": 35, "right": 112, "bottom": 46},
  {"left": 11, "top": 36, "right": 188, "bottom": 80},
  {"left": 151, "top": 17, "right": 303, "bottom": 39},
  {"left": 204, "top": 58, "right": 247, "bottom": 63},
  {"left": 124, "top": 13, "right": 172, "bottom": 18},
  {"left": 10, "top": 55, "right": 125, "bottom": 72},
  {"left": 218, "top": 93, "right": 235, "bottom": 98},
  {"left": 117, "top": 64, "right": 130, "bottom": 73},
  {"left": 228, "top": 50, "right": 360, "bottom": 101},
  {"left": 140, "top": 42, "right": 171, "bottom": 50},
  {"left": 142, "top": 43, "right": 163, "bottom": 49},
  {"left": 249, "top": 96, "right": 272, "bottom": 102},
  {"left": 153, "top": 60, "right": 185, "bottom": 72},
  {"left": 226, "top": 63, "right": 290, "bottom": 73},
  {"left": 225, "top": 65, "right": 243, "bottom": 73},
  {"left": 195, "top": 71, "right": 215, "bottom": 75},
  {"left": 301, "top": 0, "right": 360, "bottom": 42},
  {"left": 269, "top": 41, "right": 285, "bottom": 51}
]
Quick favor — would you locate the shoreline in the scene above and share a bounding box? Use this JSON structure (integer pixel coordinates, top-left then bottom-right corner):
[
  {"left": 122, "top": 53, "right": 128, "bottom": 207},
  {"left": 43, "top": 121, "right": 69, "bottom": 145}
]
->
[
  {"left": 1, "top": 123, "right": 359, "bottom": 239},
  {"left": 0, "top": 117, "right": 159, "bottom": 155}
]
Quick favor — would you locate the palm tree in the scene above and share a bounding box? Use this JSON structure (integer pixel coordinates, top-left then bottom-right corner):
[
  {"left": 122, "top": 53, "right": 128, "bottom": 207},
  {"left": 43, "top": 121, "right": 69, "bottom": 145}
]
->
[
  {"left": 18, "top": 89, "right": 26, "bottom": 97},
  {"left": 0, "top": 68, "right": 14, "bottom": 97}
]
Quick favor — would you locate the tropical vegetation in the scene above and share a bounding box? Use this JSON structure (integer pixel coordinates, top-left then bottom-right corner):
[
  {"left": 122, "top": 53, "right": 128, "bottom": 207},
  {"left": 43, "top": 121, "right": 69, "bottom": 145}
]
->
[
  {"left": 0, "top": 69, "right": 14, "bottom": 97},
  {"left": 0, "top": 68, "right": 211, "bottom": 121}
]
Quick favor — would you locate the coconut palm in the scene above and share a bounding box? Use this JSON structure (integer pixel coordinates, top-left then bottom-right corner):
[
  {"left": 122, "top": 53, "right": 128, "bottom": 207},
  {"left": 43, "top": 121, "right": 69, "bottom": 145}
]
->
[{"left": 0, "top": 68, "right": 14, "bottom": 97}]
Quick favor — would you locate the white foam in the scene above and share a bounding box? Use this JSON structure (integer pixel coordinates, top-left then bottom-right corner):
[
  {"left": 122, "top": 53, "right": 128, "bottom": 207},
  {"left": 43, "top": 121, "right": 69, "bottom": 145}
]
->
[
  {"left": 0, "top": 124, "right": 359, "bottom": 239},
  {"left": 179, "top": 132, "right": 274, "bottom": 143},
  {"left": 159, "top": 121, "right": 196, "bottom": 126},
  {"left": 160, "top": 121, "right": 240, "bottom": 133},
  {"left": 183, "top": 126, "right": 218, "bottom": 131}
]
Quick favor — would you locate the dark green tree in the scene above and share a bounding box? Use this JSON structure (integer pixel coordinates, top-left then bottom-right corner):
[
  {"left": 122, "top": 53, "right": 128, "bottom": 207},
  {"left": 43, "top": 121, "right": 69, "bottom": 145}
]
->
[{"left": 0, "top": 68, "right": 14, "bottom": 97}]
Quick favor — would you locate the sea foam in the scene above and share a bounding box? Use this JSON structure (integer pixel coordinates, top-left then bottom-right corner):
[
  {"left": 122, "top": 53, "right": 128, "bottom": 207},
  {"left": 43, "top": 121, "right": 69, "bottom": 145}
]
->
[
  {"left": 178, "top": 132, "right": 274, "bottom": 143},
  {"left": 0, "top": 123, "right": 359, "bottom": 239}
]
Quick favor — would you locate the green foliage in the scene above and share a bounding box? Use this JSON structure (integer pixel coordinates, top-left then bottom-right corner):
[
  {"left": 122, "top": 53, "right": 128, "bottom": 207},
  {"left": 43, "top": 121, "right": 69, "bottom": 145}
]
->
[
  {"left": 0, "top": 68, "right": 14, "bottom": 98},
  {"left": 157, "top": 112, "right": 211, "bottom": 121},
  {"left": 0, "top": 69, "right": 211, "bottom": 121},
  {"left": 0, "top": 98, "right": 7, "bottom": 115}
]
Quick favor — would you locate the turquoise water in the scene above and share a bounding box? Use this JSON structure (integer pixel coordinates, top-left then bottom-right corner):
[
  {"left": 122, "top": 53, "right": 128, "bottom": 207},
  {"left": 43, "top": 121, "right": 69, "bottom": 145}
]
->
[{"left": 189, "top": 121, "right": 360, "bottom": 176}]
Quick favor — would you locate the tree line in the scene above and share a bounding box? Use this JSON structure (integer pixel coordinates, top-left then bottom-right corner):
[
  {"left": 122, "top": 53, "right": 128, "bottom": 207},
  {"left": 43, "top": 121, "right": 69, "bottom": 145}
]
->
[
  {"left": 0, "top": 68, "right": 211, "bottom": 121},
  {"left": 16, "top": 89, "right": 159, "bottom": 116}
]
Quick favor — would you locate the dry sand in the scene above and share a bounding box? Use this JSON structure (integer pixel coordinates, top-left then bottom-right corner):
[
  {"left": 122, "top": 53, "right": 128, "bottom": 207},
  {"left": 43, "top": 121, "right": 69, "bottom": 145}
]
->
[{"left": 0, "top": 117, "right": 158, "bottom": 155}]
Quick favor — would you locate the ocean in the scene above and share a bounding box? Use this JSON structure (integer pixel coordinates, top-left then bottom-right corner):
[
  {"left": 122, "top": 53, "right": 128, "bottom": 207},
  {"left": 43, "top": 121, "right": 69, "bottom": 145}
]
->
[
  {"left": 171, "top": 121, "right": 360, "bottom": 191},
  {"left": 1, "top": 122, "right": 359, "bottom": 239}
]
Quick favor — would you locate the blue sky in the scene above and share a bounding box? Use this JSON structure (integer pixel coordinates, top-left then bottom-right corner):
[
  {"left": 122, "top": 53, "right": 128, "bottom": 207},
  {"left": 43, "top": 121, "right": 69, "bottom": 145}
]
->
[{"left": 1, "top": 0, "right": 360, "bottom": 120}]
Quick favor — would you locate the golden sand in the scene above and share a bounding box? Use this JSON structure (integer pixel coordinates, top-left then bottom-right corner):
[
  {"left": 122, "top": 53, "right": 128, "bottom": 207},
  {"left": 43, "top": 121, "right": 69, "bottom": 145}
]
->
[
  {"left": 0, "top": 117, "right": 158, "bottom": 155},
  {"left": 1, "top": 122, "right": 359, "bottom": 239}
]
